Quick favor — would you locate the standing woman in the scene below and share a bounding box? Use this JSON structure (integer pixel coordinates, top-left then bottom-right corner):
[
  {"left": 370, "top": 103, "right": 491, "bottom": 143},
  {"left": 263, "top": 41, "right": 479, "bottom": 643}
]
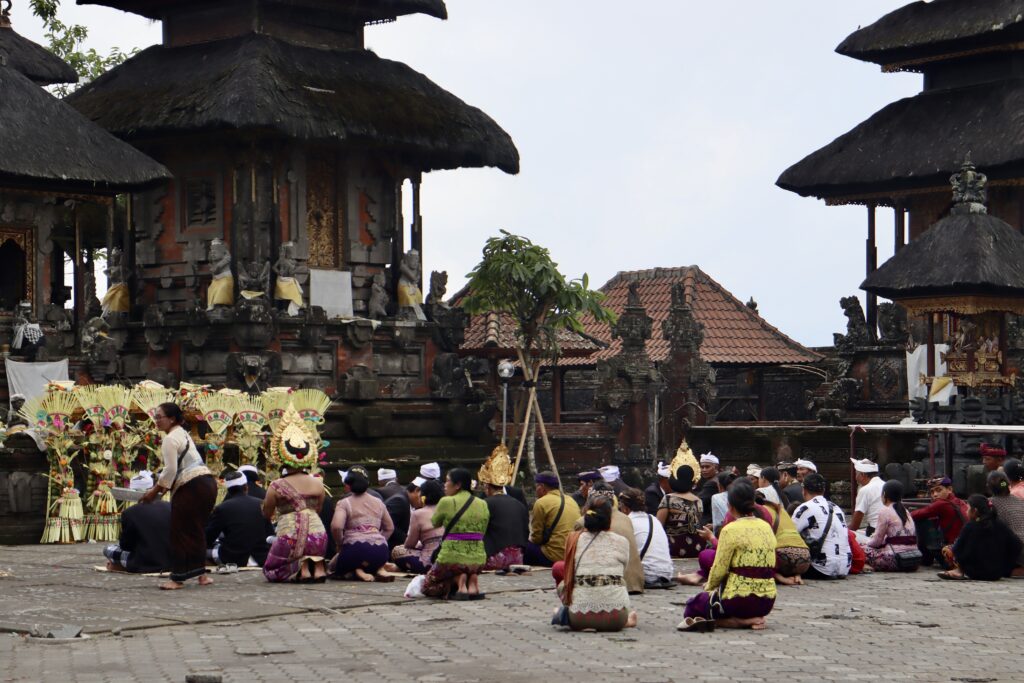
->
[
  {"left": 140, "top": 402, "right": 217, "bottom": 590},
  {"left": 863, "top": 480, "right": 917, "bottom": 572},
  {"left": 656, "top": 465, "right": 704, "bottom": 558},
  {"left": 679, "top": 480, "right": 776, "bottom": 631},
  {"left": 422, "top": 468, "right": 490, "bottom": 599}
]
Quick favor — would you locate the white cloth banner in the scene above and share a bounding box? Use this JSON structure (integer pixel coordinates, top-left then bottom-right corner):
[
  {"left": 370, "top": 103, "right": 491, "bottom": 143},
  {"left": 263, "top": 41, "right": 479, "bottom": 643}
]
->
[
  {"left": 5, "top": 358, "right": 69, "bottom": 408},
  {"left": 905, "top": 344, "right": 954, "bottom": 404}
]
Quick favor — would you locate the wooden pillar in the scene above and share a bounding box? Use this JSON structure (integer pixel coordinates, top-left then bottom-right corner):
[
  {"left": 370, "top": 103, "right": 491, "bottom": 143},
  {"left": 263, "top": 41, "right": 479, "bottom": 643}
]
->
[
  {"left": 894, "top": 203, "right": 906, "bottom": 252},
  {"left": 926, "top": 314, "right": 936, "bottom": 377},
  {"left": 411, "top": 176, "right": 423, "bottom": 292},
  {"left": 866, "top": 204, "right": 878, "bottom": 337},
  {"left": 73, "top": 204, "right": 83, "bottom": 328}
]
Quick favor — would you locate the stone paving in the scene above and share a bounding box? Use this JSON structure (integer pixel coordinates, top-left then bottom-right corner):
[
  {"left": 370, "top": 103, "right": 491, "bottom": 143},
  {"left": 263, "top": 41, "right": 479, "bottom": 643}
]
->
[{"left": 0, "top": 543, "right": 1020, "bottom": 682}]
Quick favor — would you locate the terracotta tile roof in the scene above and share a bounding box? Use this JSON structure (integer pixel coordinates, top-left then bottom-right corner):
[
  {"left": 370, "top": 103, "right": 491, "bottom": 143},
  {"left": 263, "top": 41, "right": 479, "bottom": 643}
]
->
[
  {"left": 459, "top": 311, "right": 602, "bottom": 358},
  {"left": 559, "top": 267, "right": 822, "bottom": 366}
]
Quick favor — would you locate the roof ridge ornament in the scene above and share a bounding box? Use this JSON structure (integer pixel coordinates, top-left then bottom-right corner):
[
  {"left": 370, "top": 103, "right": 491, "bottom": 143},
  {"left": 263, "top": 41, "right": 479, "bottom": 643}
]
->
[
  {"left": 1, "top": 0, "right": 12, "bottom": 29},
  {"left": 950, "top": 153, "right": 988, "bottom": 215}
]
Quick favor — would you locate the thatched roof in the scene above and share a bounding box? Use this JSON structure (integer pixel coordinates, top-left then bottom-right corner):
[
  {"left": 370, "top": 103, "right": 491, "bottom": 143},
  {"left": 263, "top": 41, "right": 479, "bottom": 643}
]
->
[
  {"left": 66, "top": 34, "right": 519, "bottom": 174},
  {"left": 837, "top": 0, "right": 1024, "bottom": 67},
  {"left": 0, "top": 62, "right": 170, "bottom": 191},
  {"left": 861, "top": 210, "right": 1024, "bottom": 300},
  {"left": 77, "top": 0, "right": 447, "bottom": 22},
  {"left": 0, "top": 23, "right": 78, "bottom": 86},
  {"left": 777, "top": 79, "right": 1024, "bottom": 201}
]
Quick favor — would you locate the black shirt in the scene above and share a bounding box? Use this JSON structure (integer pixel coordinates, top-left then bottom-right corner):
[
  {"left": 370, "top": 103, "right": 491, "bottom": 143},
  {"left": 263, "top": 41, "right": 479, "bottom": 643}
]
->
[
  {"left": 644, "top": 482, "right": 666, "bottom": 516},
  {"left": 248, "top": 483, "right": 267, "bottom": 501},
  {"left": 205, "top": 491, "right": 275, "bottom": 566},
  {"left": 484, "top": 494, "right": 530, "bottom": 557},
  {"left": 697, "top": 478, "right": 718, "bottom": 526},
  {"left": 953, "top": 518, "right": 1023, "bottom": 581},
  {"left": 119, "top": 501, "right": 172, "bottom": 573},
  {"left": 383, "top": 486, "right": 411, "bottom": 548}
]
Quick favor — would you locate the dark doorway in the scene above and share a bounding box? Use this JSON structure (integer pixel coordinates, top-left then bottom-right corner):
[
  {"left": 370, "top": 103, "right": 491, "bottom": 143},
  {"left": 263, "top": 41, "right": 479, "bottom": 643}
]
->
[{"left": 0, "top": 239, "right": 27, "bottom": 311}]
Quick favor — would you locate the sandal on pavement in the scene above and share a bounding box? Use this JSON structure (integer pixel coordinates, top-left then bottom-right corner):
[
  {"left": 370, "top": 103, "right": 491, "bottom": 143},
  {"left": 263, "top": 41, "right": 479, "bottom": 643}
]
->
[
  {"left": 937, "top": 571, "right": 966, "bottom": 581},
  {"left": 469, "top": 592, "right": 486, "bottom": 600},
  {"left": 215, "top": 564, "right": 239, "bottom": 574},
  {"left": 677, "top": 617, "right": 716, "bottom": 633}
]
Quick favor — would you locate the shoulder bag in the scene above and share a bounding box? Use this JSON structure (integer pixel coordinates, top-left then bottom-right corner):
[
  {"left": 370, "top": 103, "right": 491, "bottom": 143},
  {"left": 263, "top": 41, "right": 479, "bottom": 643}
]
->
[
  {"left": 805, "top": 502, "right": 835, "bottom": 560},
  {"left": 541, "top": 492, "right": 567, "bottom": 546},
  {"left": 639, "top": 514, "right": 655, "bottom": 559},
  {"left": 430, "top": 493, "right": 477, "bottom": 563}
]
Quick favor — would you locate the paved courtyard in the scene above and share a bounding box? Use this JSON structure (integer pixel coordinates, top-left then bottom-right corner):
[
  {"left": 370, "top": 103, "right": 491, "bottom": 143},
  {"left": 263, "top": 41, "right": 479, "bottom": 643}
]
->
[{"left": 0, "top": 543, "right": 1018, "bottom": 682}]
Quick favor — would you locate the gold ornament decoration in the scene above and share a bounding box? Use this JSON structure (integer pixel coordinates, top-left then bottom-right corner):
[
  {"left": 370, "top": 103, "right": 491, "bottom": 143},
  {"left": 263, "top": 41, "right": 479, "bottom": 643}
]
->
[
  {"left": 478, "top": 443, "right": 513, "bottom": 486},
  {"left": 669, "top": 438, "right": 701, "bottom": 485},
  {"left": 272, "top": 403, "right": 316, "bottom": 471}
]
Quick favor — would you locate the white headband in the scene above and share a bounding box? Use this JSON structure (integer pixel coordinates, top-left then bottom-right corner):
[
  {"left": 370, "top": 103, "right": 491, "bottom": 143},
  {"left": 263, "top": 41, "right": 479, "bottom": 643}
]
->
[
  {"left": 377, "top": 468, "right": 398, "bottom": 483},
  {"left": 225, "top": 475, "right": 248, "bottom": 489},
  {"left": 238, "top": 465, "right": 258, "bottom": 475},
  {"left": 656, "top": 461, "right": 672, "bottom": 478},
  {"left": 699, "top": 453, "right": 719, "bottom": 465},
  {"left": 794, "top": 459, "right": 817, "bottom": 472},
  {"left": 599, "top": 465, "right": 620, "bottom": 482},
  {"left": 850, "top": 458, "right": 878, "bottom": 474}
]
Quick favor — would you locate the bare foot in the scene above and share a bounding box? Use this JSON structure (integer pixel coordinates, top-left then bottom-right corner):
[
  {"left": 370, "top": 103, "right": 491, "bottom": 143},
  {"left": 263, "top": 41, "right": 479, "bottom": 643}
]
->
[
  {"left": 626, "top": 610, "right": 638, "bottom": 628},
  {"left": 718, "top": 616, "right": 766, "bottom": 630},
  {"left": 751, "top": 617, "right": 768, "bottom": 631},
  {"left": 197, "top": 575, "right": 214, "bottom": 586},
  {"left": 775, "top": 573, "right": 798, "bottom": 586},
  {"left": 105, "top": 561, "right": 127, "bottom": 573},
  {"left": 382, "top": 562, "right": 399, "bottom": 573},
  {"left": 793, "top": 575, "right": 804, "bottom": 585},
  {"left": 159, "top": 580, "right": 184, "bottom": 590},
  {"left": 354, "top": 568, "right": 376, "bottom": 582},
  {"left": 313, "top": 562, "right": 327, "bottom": 581},
  {"left": 675, "top": 572, "right": 703, "bottom": 586}
]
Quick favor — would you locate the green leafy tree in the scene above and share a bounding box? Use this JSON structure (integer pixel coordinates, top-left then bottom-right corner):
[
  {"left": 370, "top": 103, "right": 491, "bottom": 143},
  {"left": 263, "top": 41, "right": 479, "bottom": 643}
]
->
[
  {"left": 462, "top": 230, "right": 615, "bottom": 359},
  {"left": 29, "top": 0, "right": 136, "bottom": 95},
  {"left": 462, "top": 231, "right": 615, "bottom": 481}
]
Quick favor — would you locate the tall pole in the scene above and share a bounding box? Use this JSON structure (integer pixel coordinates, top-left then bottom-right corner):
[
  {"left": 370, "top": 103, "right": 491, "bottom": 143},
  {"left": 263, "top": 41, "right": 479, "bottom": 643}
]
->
[
  {"left": 501, "top": 382, "right": 508, "bottom": 446},
  {"left": 866, "top": 204, "right": 878, "bottom": 339}
]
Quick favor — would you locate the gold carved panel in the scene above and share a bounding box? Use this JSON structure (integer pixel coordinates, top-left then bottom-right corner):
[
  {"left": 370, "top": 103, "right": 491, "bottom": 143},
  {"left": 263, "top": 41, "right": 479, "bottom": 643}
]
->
[{"left": 306, "top": 153, "right": 337, "bottom": 268}]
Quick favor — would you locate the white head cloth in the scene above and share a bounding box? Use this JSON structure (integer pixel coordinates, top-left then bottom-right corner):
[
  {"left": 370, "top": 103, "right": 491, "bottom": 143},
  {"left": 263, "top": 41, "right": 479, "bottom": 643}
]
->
[
  {"left": 850, "top": 458, "right": 879, "bottom": 474},
  {"left": 420, "top": 462, "right": 441, "bottom": 480},
  {"left": 225, "top": 473, "right": 248, "bottom": 490},
  {"left": 377, "top": 468, "right": 398, "bottom": 484},
  {"left": 599, "top": 465, "right": 620, "bottom": 482},
  {"left": 238, "top": 465, "right": 259, "bottom": 476},
  {"left": 699, "top": 453, "right": 720, "bottom": 465},
  {"left": 412, "top": 476, "right": 427, "bottom": 488},
  {"left": 657, "top": 461, "right": 672, "bottom": 478},
  {"left": 129, "top": 471, "right": 153, "bottom": 491},
  {"left": 746, "top": 463, "right": 762, "bottom": 477},
  {"left": 794, "top": 459, "right": 817, "bottom": 472}
]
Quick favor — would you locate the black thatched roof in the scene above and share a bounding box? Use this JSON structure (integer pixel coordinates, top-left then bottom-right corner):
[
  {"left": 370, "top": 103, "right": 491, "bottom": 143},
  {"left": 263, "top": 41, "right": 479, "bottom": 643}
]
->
[
  {"left": 837, "top": 0, "right": 1024, "bottom": 66},
  {"left": 0, "top": 62, "right": 170, "bottom": 191},
  {"left": 777, "top": 79, "right": 1024, "bottom": 200},
  {"left": 0, "top": 24, "right": 78, "bottom": 85},
  {"left": 66, "top": 34, "right": 519, "bottom": 174},
  {"left": 76, "top": 0, "right": 447, "bottom": 21},
  {"left": 861, "top": 210, "right": 1024, "bottom": 300}
]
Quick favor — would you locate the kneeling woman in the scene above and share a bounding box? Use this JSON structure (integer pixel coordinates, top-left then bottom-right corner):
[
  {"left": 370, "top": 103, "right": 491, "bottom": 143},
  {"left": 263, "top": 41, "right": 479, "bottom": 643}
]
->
[
  {"left": 863, "top": 480, "right": 917, "bottom": 572},
  {"left": 680, "top": 480, "right": 776, "bottom": 631},
  {"left": 330, "top": 469, "right": 395, "bottom": 581},
  {"left": 391, "top": 480, "right": 444, "bottom": 574},
  {"left": 422, "top": 468, "right": 490, "bottom": 599},
  {"left": 555, "top": 498, "right": 638, "bottom": 631}
]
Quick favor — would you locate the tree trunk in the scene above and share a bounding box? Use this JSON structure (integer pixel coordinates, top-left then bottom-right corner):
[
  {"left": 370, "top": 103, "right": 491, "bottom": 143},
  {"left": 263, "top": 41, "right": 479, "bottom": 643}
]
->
[{"left": 525, "top": 419, "right": 538, "bottom": 478}]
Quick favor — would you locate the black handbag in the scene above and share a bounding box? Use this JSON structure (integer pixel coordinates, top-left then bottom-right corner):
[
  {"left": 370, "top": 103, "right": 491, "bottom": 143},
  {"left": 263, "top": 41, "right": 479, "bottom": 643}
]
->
[
  {"left": 806, "top": 502, "right": 835, "bottom": 560},
  {"left": 894, "top": 547, "right": 923, "bottom": 572}
]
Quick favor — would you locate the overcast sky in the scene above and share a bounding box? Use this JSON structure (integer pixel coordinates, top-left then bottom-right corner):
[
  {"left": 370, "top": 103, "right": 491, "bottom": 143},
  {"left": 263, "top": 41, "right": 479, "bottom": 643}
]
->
[{"left": 12, "top": 1, "right": 920, "bottom": 347}]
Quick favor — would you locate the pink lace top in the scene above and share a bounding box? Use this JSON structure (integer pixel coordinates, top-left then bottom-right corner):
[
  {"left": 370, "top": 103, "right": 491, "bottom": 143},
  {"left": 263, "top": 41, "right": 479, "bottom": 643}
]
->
[{"left": 331, "top": 493, "right": 395, "bottom": 547}]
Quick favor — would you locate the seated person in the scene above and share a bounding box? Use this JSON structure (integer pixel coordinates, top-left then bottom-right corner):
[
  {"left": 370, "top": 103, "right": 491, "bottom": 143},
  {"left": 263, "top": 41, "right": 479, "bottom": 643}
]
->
[
  {"left": 863, "top": 480, "right": 917, "bottom": 572},
  {"left": 392, "top": 480, "right": 444, "bottom": 574},
  {"left": 710, "top": 471, "right": 738, "bottom": 535},
  {"left": 238, "top": 464, "right": 266, "bottom": 500},
  {"left": 205, "top": 471, "right": 275, "bottom": 567},
  {"left": 552, "top": 498, "right": 637, "bottom": 632},
  {"left": 792, "top": 473, "right": 851, "bottom": 580},
  {"left": 679, "top": 480, "right": 776, "bottom": 632},
  {"left": 618, "top": 488, "right": 674, "bottom": 589},
  {"left": 525, "top": 471, "right": 581, "bottom": 568},
  {"left": 330, "top": 470, "right": 395, "bottom": 582},
  {"left": 757, "top": 490, "right": 810, "bottom": 586},
  {"left": 656, "top": 465, "right": 705, "bottom": 558},
  {"left": 940, "top": 494, "right": 1024, "bottom": 581},
  {"left": 985, "top": 470, "right": 1024, "bottom": 573},
  {"left": 848, "top": 530, "right": 866, "bottom": 575},
  {"left": 911, "top": 477, "right": 968, "bottom": 567},
  {"left": 104, "top": 496, "right": 172, "bottom": 574},
  {"left": 482, "top": 479, "right": 530, "bottom": 572},
  {"left": 563, "top": 482, "right": 644, "bottom": 594}
]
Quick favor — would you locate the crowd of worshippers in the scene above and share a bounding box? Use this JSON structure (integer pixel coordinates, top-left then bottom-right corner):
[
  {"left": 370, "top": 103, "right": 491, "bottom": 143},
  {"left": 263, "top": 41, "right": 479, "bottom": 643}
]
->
[{"left": 101, "top": 408, "right": 1024, "bottom": 632}]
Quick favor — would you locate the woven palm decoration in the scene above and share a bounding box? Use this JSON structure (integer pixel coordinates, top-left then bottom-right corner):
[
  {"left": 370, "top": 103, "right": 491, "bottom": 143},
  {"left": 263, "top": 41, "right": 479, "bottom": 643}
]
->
[
  {"left": 263, "top": 388, "right": 293, "bottom": 434},
  {"left": 19, "top": 394, "right": 47, "bottom": 430},
  {"left": 41, "top": 436, "right": 82, "bottom": 544},
  {"left": 177, "top": 381, "right": 211, "bottom": 411},
  {"left": 76, "top": 386, "right": 106, "bottom": 427},
  {"left": 290, "top": 388, "right": 331, "bottom": 426},
  {"left": 234, "top": 395, "right": 267, "bottom": 468},
  {"left": 42, "top": 391, "right": 81, "bottom": 431},
  {"left": 196, "top": 392, "right": 239, "bottom": 477},
  {"left": 98, "top": 385, "right": 133, "bottom": 427},
  {"left": 131, "top": 381, "right": 176, "bottom": 423}
]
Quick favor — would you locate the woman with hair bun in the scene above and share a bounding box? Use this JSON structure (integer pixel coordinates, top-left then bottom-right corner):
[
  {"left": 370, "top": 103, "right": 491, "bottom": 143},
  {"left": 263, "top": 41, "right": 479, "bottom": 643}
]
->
[
  {"left": 940, "top": 494, "right": 1024, "bottom": 580},
  {"left": 553, "top": 498, "right": 637, "bottom": 632},
  {"left": 656, "top": 465, "right": 704, "bottom": 558},
  {"left": 863, "top": 480, "right": 918, "bottom": 572},
  {"left": 330, "top": 469, "right": 395, "bottom": 582},
  {"left": 678, "top": 480, "right": 776, "bottom": 632}
]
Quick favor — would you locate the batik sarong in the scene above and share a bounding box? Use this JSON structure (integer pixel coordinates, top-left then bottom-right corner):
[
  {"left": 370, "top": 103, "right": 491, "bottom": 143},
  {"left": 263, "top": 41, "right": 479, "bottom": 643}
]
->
[{"left": 263, "top": 479, "right": 328, "bottom": 583}]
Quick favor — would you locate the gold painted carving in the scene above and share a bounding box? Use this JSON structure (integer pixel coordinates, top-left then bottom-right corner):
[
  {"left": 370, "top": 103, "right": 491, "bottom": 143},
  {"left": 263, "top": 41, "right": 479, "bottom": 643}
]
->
[{"left": 305, "top": 154, "right": 337, "bottom": 268}]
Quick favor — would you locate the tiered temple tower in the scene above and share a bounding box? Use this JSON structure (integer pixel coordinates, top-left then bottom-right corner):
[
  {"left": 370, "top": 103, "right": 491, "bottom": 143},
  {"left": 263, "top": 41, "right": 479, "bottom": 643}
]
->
[{"left": 66, "top": 0, "right": 519, "bottom": 463}]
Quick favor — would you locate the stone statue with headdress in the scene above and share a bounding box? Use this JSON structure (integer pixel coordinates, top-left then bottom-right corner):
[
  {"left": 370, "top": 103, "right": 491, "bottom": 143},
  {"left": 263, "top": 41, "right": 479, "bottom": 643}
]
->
[
  {"left": 206, "top": 238, "right": 234, "bottom": 310},
  {"left": 273, "top": 241, "right": 304, "bottom": 316}
]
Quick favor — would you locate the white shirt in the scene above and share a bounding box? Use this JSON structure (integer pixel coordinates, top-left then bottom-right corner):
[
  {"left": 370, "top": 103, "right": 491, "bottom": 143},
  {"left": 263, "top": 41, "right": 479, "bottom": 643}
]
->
[
  {"left": 854, "top": 476, "right": 885, "bottom": 530},
  {"left": 627, "top": 511, "right": 674, "bottom": 582},
  {"left": 711, "top": 491, "right": 729, "bottom": 532},
  {"left": 793, "top": 495, "right": 851, "bottom": 577}
]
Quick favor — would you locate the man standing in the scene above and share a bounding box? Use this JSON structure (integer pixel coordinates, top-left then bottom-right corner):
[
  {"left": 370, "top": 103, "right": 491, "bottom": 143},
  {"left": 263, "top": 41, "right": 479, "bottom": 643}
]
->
[
  {"left": 850, "top": 458, "right": 884, "bottom": 536},
  {"left": 525, "top": 471, "right": 581, "bottom": 567},
  {"left": 238, "top": 464, "right": 266, "bottom": 500},
  {"left": 911, "top": 476, "right": 968, "bottom": 566},
  {"left": 645, "top": 462, "right": 672, "bottom": 515},
  {"left": 205, "top": 471, "right": 274, "bottom": 567},
  {"left": 696, "top": 453, "right": 720, "bottom": 526},
  {"left": 571, "top": 470, "right": 602, "bottom": 508},
  {"left": 793, "top": 473, "right": 851, "bottom": 580}
]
